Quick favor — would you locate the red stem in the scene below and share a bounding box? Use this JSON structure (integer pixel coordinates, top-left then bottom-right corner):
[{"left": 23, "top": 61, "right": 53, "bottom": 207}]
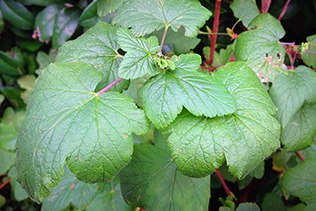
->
[
  {"left": 0, "top": 178, "right": 10, "bottom": 190},
  {"left": 296, "top": 151, "right": 305, "bottom": 161},
  {"left": 207, "top": 0, "right": 222, "bottom": 65},
  {"left": 215, "top": 169, "right": 231, "bottom": 197},
  {"left": 96, "top": 78, "right": 123, "bottom": 96},
  {"left": 278, "top": 0, "right": 291, "bottom": 21},
  {"left": 260, "top": 0, "right": 272, "bottom": 13}
]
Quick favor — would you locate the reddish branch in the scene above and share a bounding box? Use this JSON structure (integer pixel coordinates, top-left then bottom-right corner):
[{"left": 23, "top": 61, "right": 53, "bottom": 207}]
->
[
  {"left": 0, "top": 178, "right": 10, "bottom": 190},
  {"left": 260, "top": 0, "right": 272, "bottom": 13},
  {"left": 96, "top": 78, "right": 123, "bottom": 96},
  {"left": 296, "top": 151, "right": 305, "bottom": 161},
  {"left": 215, "top": 169, "right": 232, "bottom": 197},
  {"left": 278, "top": 0, "right": 291, "bottom": 21},
  {"left": 206, "top": 0, "right": 222, "bottom": 65}
]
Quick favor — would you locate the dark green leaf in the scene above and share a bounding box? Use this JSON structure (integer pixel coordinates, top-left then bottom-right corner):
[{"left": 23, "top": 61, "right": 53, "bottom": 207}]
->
[
  {"left": 52, "top": 7, "right": 81, "bottom": 49},
  {"left": 286, "top": 203, "right": 307, "bottom": 211},
  {"left": 22, "top": 0, "right": 71, "bottom": 6},
  {"left": 282, "top": 159, "right": 316, "bottom": 203},
  {"left": 165, "top": 62, "right": 280, "bottom": 178},
  {"left": 0, "top": 94, "right": 4, "bottom": 106},
  {"left": 301, "top": 34, "right": 316, "bottom": 69},
  {"left": 97, "top": 0, "right": 127, "bottom": 17},
  {"left": 0, "top": 50, "right": 25, "bottom": 76},
  {"left": 113, "top": 0, "right": 212, "bottom": 37},
  {"left": 36, "top": 50, "right": 57, "bottom": 74},
  {"left": 120, "top": 144, "right": 210, "bottom": 210},
  {"left": 230, "top": 0, "right": 259, "bottom": 28},
  {"left": 6, "top": 21, "right": 32, "bottom": 38},
  {"left": 0, "top": 148, "right": 16, "bottom": 174},
  {"left": 16, "top": 37, "right": 43, "bottom": 52},
  {"left": 140, "top": 54, "right": 237, "bottom": 129},
  {"left": 117, "top": 27, "right": 161, "bottom": 79},
  {"left": 0, "top": 9, "right": 4, "bottom": 32},
  {"left": 272, "top": 149, "right": 297, "bottom": 174},
  {"left": 235, "top": 13, "right": 286, "bottom": 82},
  {"left": 8, "top": 167, "right": 28, "bottom": 201},
  {"left": 35, "top": 4, "right": 64, "bottom": 42},
  {"left": 15, "top": 62, "right": 150, "bottom": 202},
  {"left": 57, "top": 21, "right": 128, "bottom": 92},
  {"left": 78, "top": 1, "right": 98, "bottom": 28},
  {"left": 42, "top": 165, "right": 98, "bottom": 210},
  {"left": 269, "top": 66, "right": 316, "bottom": 128},
  {"left": 2, "top": 87, "right": 26, "bottom": 107},
  {"left": 203, "top": 43, "right": 234, "bottom": 67},
  {"left": 0, "top": 0, "right": 34, "bottom": 30},
  {"left": 236, "top": 203, "right": 260, "bottom": 211},
  {"left": 261, "top": 193, "right": 286, "bottom": 211}
]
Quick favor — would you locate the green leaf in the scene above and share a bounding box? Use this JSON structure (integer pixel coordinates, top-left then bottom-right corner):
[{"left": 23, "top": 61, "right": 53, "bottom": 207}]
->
[
  {"left": 280, "top": 103, "right": 316, "bottom": 151},
  {"left": 15, "top": 62, "right": 150, "bottom": 202},
  {"left": 35, "top": 4, "right": 64, "bottom": 42},
  {"left": 97, "top": 0, "right": 127, "bottom": 17},
  {"left": 269, "top": 66, "right": 316, "bottom": 128},
  {"left": 112, "top": 0, "right": 212, "bottom": 37},
  {"left": 0, "top": 0, "right": 34, "bottom": 30},
  {"left": 57, "top": 21, "right": 128, "bottom": 92},
  {"left": 1, "top": 87, "right": 26, "bottom": 108},
  {"left": 18, "top": 75, "right": 36, "bottom": 104},
  {"left": 282, "top": 159, "right": 316, "bottom": 203},
  {"left": 0, "top": 9, "right": 4, "bottom": 32},
  {"left": 0, "top": 148, "right": 16, "bottom": 175},
  {"left": 203, "top": 43, "right": 234, "bottom": 67},
  {"left": 78, "top": 1, "right": 98, "bottom": 28},
  {"left": 52, "top": 7, "right": 81, "bottom": 49},
  {"left": 15, "top": 37, "right": 43, "bottom": 52},
  {"left": 261, "top": 193, "right": 286, "bottom": 211},
  {"left": 120, "top": 144, "right": 210, "bottom": 210},
  {"left": 230, "top": 0, "right": 259, "bottom": 28},
  {"left": 165, "top": 62, "right": 280, "bottom": 178},
  {"left": 0, "top": 50, "right": 25, "bottom": 76},
  {"left": 0, "top": 94, "right": 4, "bottom": 106},
  {"left": 236, "top": 203, "right": 260, "bottom": 211},
  {"left": 300, "top": 143, "right": 316, "bottom": 160},
  {"left": 140, "top": 54, "right": 237, "bottom": 129},
  {"left": 301, "top": 34, "right": 316, "bottom": 69},
  {"left": 286, "top": 203, "right": 307, "bottom": 211},
  {"left": 8, "top": 167, "right": 28, "bottom": 201},
  {"left": 42, "top": 165, "right": 98, "bottom": 211},
  {"left": 116, "top": 27, "right": 161, "bottom": 79},
  {"left": 272, "top": 149, "right": 297, "bottom": 174},
  {"left": 235, "top": 13, "right": 286, "bottom": 82},
  {"left": 22, "top": 0, "right": 71, "bottom": 6},
  {"left": 150, "top": 26, "right": 201, "bottom": 55},
  {"left": 36, "top": 50, "right": 57, "bottom": 74},
  {"left": 86, "top": 177, "right": 132, "bottom": 211}
]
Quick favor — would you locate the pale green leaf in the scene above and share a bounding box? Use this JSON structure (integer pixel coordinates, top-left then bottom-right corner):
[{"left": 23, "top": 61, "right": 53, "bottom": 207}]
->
[
  {"left": 235, "top": 13, "right": 286, "bottom": 82},
  {"left": 120, "top": 144, "right": 210, "bottom": 210},
  {"left": 140, "top": 54, "right": 237, "bottom": 129},
  {"left": 165, "top": 62, "right": 280, "bottom": 178},
  {"left": 117, "top": 27, "right": 160, "bottom": 79},
  {"left": 97, "top": 0, "right": 127, "bottom": 17},
  {"left": 230, "top": 0, "right": 259, "bottom": 28},
  {"left": 15, "top": 62, "right": 150, "bottom": 202},
  {"left": 269, "top": 66, "right": 316, "bottom": 128},
  {"left": 112, "top": 0, "right": 212, "bottom": 37},
  {"left": 0, "top": 148, "right": 16, "bottom": 175},
  {"left": 282, "top": 159, "right": 316, "bottom": 203},
  {"left": 0, "top": 94, "right": 4, "bottom": 106},
  {"left": 300, "top": 143, "right": 316, "bottom": 160},
  {"left": 57, "top": 21, "right": 129, "bottom": 92},
  {"left": 8, "top": 167, "right": 29, "bottom": 201},
  {"left": 301, "top": 34, "right": 316, "bottom": 69}
]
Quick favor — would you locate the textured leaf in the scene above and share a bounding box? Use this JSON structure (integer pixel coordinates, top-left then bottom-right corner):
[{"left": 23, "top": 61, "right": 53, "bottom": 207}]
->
[
  {"left": 35, "top": 4, "right": 64, "bottom": 42},
  {"left": 300, "top": 143, "right": 316, "bottom": 160},
  {"left": 0, "top": 148, "right": 16, "bottom": 175},
  {"left": 78, "top": 1, "right": 98, "bottom": 28},
  {"left": 15, "top": 62, "right": 150, "bottom": 202},
  {"left": 236, "top": 203, "right": 260, "bottom": 211},
  {"left": 230, "top": 0, "right": 259, "bottom": 28},
  {"left": 97, "top": 0, "right": 127, "bottom": 17},
  {"left": 120, "top": 144, "right": 210, "bottom": 210},
  {"left": 42, "top": 165, "right": 98, "bottom": 211},
  {"left": 301, "top": 34, "right": 316, "bottom": 69},
  {"left": 0, "top": 0, "right": 34, "bottom": 30},
  {"left": 57, "top": 21, "right": 129, "bottom": 92},
  {"left": 140, "top": 54, "right": 237, "bottom": 129},
  {"left": 150, "top": 26, "right": 200, "bottom": 55},
  {"left": 112, "top": 0, "right": 212, "bottom": 37},
  {"left": 261, "top": 193, "right": 286, "bottom": 211},
  {"left": 281, "top": 103, "right": 316, "bottom": 151},
  {"left": 8, "top": 167, "right": 28, "bottom": 201},
  {"left": 269, "top": 66, "right": 316, "bottom": 128},
  {"left": 52, "top": 7, "right": 80, "bottom": 49},
  {"left": 86, "top": 177, "right": 132, "bottom": 211},
  {"left": 165, "top": 62, "right": 280, "bottom": 178},
  {"left": 282, "top": 159, "right": 316, "bottom": 203},
  {"left": 117, "top": 27, "right": 161, "bottom": 79},
  {"left": 235, "top": 13, "right": 286, "bottom": 82}
]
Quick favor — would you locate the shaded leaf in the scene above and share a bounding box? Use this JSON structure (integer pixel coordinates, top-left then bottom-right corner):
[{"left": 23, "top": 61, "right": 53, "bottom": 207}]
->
[
  {"left": 0, "top": 50, "right": 25, "bottom": 76},
  {"left": 8, "top": 167, "right": 28, "bottom": 201},
  {"left": 0, "top": 94, "right": 4, "bottom": 106},
  {"left": 301, "top": 34, "right": 316, "bottom": 69},
  {"left": 15, "top": 37, "right": 43, "bottom": 52},
  {"left": 78, "top": 1, "right": 98, "bottom": 28},
  {"left": 203, "top": 43, "right": 234, "bottom": 67},
  {"left": 300, "top": 143, "right": 316, "bottom": 160},
  {"left": 0, "top": 148, "right": 16, "bottom": 175},
  {"left": 57, "top": 21, "right": 128, "bottom": 92},
  {"left": 36, "top": 49, "right": 57, "bottom": 74},
  {"left": 18, "top": 75, "right": 36, "bottom": 104},
  {"left": 261, "top": 193, "right": 286, "bottom": 211},
  {"left": 230, "top": 0, "right": 259, "bottom": 28},
  {"left": 22, "top": 0, "right": 70, "bottom": 6},
  {"left": 112, "top": 0, "right": 212, "bottom": 37},
  {"left": 272, "top": 149, "right": 297, "bottom": 175},
  {"left": 236, "top": 203, "right": 260, "bottom": 211},
  {"left": 97, "top": 0, "right": 127, "bottom": 17},
  {"left": 15, "top": 62, "right": 150, "bottom": 202},
  {"left": 0, "top": 9, "right": 4, "bottom": 32},
  {"left": 120, "top": 144, "right": 210, "bottom": 210}
]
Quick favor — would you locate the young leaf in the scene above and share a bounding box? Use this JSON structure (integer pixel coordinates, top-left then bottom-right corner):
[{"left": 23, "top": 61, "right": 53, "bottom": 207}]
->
[
  {"left": 140, "top": 54, "right": 237, "bottom": 129},
  {"left": 112, "top": 0, "right": 212, "bottom": 37},
  {"left": 15, "top": 62, "right": 150, "bottom": 202},
  {"left": 57, "top": 21, "right": 128, "bottom": 92},
  {"left": 116, "top": 27, "right": 161, "bottom": 79},
  {"left": 282, "top": 159, "right": 316, "bottom": 203},
  {"left": 120, "top": 144, "right": 210, "bottom": 210},
  {"left": 269, "top": 66, "right": 316, "bottom": 128},
  {"left": 235, "top": 13, "right": 286, "bottom": 82},
  {"left": 42, "top": 165, "right": 98, "bottom": 211},
  {"left": 301, "top": 34, "right": 316, "bottom": 69},
  {"left": 230, "top": 0, "right": 259, "bottom": 28},
  {"left": 165, "top": 62, "right": 280, "bottom": 178},
  {"left": 97, "top": 0, "right": 127, "bottom": 17}
]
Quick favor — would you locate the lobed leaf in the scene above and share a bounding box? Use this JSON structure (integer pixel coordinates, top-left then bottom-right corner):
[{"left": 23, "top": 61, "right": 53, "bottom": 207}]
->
[
  {"left": 230, "top": 0, "right": 259, "bottom": 28},
  {"left": 301, "top": 34, "right": 316, "bottom": 69},
  {"left": 97, "top": 0, "right": 127, "bottom": 17},
  {"left": 15, "top": 62, "right": 150, "bottom": 202},
  {"left": 112, "top": 0, "right": 212, "bottom": 37}
]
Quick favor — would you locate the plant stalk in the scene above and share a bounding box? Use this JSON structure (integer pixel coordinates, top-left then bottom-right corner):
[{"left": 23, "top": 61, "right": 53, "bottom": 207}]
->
[
  {"left": 261, "top": 0, "right": 272, "bottom": 13},
  {"left": 278, "top": 0, "right": 291, "bottom": 21},
  {"left": 160, "top": 25, "right": 169, "bottom": 52},
  {"left": 215, "top": 169, "right": 232, "bottom": 197},
  {"left": 0, "top": 178, "right": 10, "bottom": 190},
  {"left": 296, "top": 151, "right": 305, "bottom": 161},
  {"left": 96, "top": 78, "right": 123, "bottom": 96},
  {"left": 305, "top": 49, "right": 316, "bottom": 55}
]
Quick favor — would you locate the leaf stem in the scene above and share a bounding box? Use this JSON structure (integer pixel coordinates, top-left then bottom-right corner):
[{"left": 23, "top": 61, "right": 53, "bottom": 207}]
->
[
  {"left": 260, "top": 0, "right": 272, "bottom": 13},
  {"left": 279, "top": 42, "right": 296, "bottom": 46},
  {"left": 278, "top": 0, "right": 291, "bottom": 21},
  {"left": 0, "top": 178, "right": 10, "bottom": 190},
  {"left": 111, "top": 179, "right": 114, "bottom": 192},
  {"left": 305, "top": 49, "right": 316, "bottom": 55},
  {"left": 96, "top": 78, "right": 123, "bottom": 96},
  {"left": 296, "top": 151, "right": 305, "bottom": 161},
  {"left": 159, "top": 25, "right": 169, "bottom": 52},
  {"left": 207, "top": 0, "right": 222, "bottom": 65},
  {"left": 198, "top": 31, "right": 228, "bottom": 36},
  {"left": 215, "top": 169, "right": 232, "bottom": 197}
]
